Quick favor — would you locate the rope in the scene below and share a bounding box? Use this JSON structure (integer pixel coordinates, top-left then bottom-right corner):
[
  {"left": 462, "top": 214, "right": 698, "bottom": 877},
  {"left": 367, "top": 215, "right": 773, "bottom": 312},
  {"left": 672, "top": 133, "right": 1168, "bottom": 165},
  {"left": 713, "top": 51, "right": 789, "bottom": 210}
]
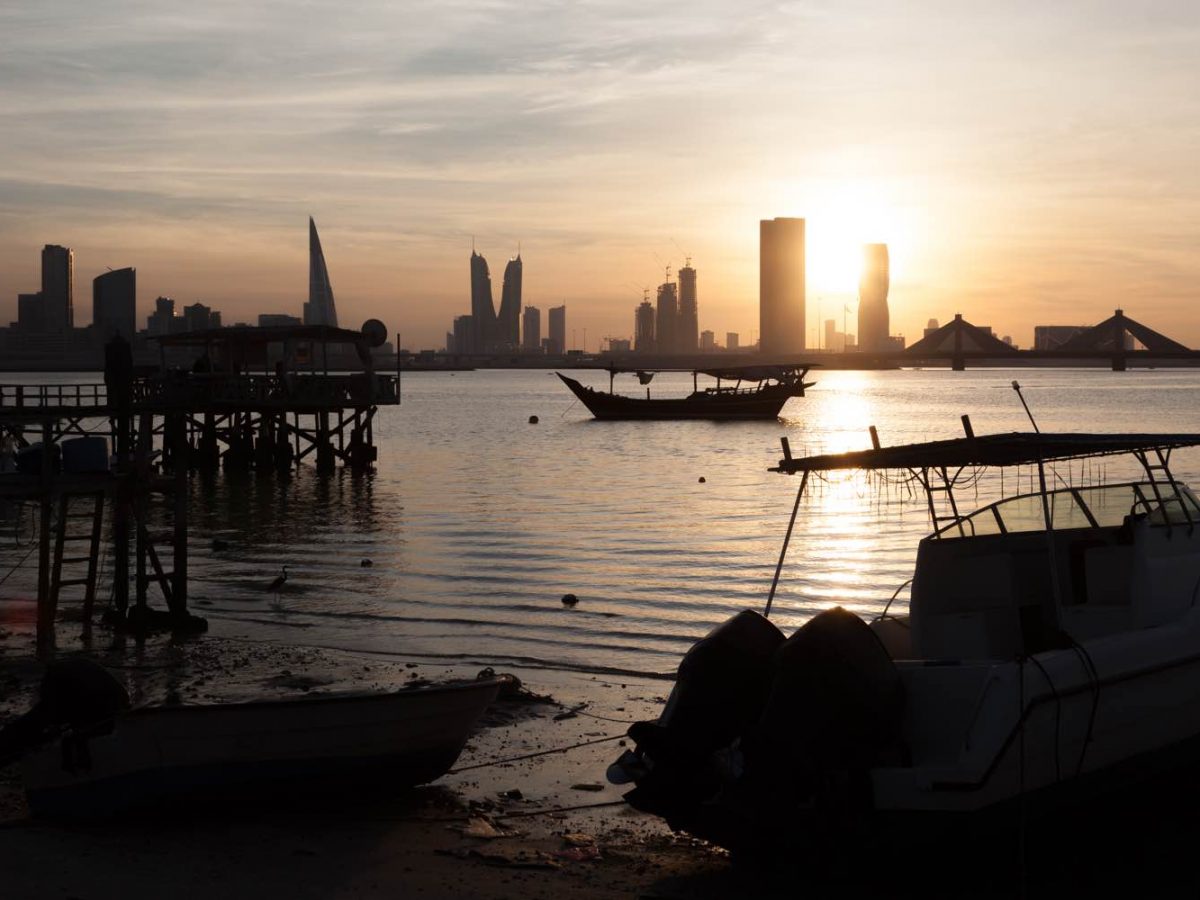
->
[
  {"left": 494, "top": 799, "right": 625, "bottom": 820},
  {"left": 0, "top": 542, "right": 37, "bottom": 587},
  {"left": 447, "top": 733, "right": 625, "bottom": 774}
]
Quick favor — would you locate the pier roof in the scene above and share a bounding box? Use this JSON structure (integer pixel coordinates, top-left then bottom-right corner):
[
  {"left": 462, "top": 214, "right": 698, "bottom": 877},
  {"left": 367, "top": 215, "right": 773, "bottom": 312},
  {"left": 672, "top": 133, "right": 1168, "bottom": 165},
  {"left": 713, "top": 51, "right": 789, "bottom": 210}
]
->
[{"left": 154, "top": 325, "right": 369, "bottom": 347}]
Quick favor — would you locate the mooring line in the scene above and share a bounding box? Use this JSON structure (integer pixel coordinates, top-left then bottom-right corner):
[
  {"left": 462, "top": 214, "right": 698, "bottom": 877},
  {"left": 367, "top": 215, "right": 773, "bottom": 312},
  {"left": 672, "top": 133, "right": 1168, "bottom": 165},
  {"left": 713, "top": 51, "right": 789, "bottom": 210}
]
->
[{"left": 447, "top": 733, "right": 625, "bottom": 774}]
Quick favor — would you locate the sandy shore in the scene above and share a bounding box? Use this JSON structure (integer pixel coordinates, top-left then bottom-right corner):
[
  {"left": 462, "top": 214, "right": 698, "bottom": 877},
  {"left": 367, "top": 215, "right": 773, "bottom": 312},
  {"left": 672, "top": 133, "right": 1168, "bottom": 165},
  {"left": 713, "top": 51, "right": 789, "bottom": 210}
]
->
[
  {"left": 0, "top": 633, "right": 741, "bottom": 899},
  {"left": 6, "top": 634, "right": 1200, "bottom": 899}
]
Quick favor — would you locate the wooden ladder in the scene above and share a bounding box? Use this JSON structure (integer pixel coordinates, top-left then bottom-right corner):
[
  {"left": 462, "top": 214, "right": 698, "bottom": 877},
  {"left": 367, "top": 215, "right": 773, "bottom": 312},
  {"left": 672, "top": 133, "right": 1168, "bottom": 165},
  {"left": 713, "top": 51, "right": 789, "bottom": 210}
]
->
[{"left": 49, "top": 490, "right": 106, "bottom": 619}]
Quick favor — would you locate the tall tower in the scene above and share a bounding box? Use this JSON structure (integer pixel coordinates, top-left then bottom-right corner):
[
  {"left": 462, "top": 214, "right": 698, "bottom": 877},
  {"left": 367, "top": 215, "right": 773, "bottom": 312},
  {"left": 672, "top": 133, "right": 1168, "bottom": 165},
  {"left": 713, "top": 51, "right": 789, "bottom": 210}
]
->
[
  {"left": 759, "top": 218, "right": 805, "bottom": 355},
  {"left": 677, "top": 263, "right": 698, "bottom": 352},
  {"left": 656, "top": 281, "right": 678, "bottom": 354},
  {"left": 548, "top": 304, "right": 566, "bottom": 355},
  {"left": 470, "top": 250, "right": 498, "bottom": 354},
  {"left": 41, "top": 244, "right": 74, "bottom": 332},
  {"left": 497, "top": 252, "right": 522, "bottom": 349},
  {"left": 305, "top": 217, "right": 339, "bottom": 327},
  {"left": 634, "top": 298, "right": 656, "bottom": 352},
  {"left": 93, "top": 267, "right": 136, "bottom": 341},
  {"left": 857, "top": 244, "right": 890, "bottom": 352},
  {"left": 522, "top": 305, "right": 541, "bottom": 351}
]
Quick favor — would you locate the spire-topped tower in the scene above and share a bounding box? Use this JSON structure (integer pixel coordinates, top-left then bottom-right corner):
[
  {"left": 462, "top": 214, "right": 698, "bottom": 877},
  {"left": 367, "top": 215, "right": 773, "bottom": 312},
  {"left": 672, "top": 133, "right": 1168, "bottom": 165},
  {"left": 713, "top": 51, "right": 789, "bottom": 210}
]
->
[
  {"left": 498, "top": 251, "right": 523, "bottom": 350},
  {"left": 304, "top": 216, "right": 339, "bottom": 327}
]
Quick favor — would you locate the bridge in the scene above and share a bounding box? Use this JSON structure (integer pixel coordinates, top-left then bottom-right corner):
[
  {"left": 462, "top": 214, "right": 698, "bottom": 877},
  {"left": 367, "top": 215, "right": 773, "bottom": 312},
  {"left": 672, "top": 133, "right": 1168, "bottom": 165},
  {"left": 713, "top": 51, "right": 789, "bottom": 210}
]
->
[{"left": 900, "top": 310, "right": 1196, "bottom": 371}]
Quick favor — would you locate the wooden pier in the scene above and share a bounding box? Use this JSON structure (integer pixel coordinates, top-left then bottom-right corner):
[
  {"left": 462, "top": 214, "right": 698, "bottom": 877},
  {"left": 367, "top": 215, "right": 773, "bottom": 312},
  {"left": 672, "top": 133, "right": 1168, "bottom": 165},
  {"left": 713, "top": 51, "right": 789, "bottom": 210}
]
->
[{"left": 0, "top": 324, "right": 400, "bottom": 651}]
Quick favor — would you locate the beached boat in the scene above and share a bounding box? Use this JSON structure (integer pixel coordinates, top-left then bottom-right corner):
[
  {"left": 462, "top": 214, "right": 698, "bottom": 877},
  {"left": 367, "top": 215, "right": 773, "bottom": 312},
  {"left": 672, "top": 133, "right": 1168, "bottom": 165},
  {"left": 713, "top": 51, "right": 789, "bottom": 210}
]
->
[
  {"left": 6, "top": 663, "right": 505, "bottom": 817},
  {"left": 558, "top": 364, "right": 815, "bottom": 420},
  {"left": 609, "top": 428, "right": 1200, "bottom": 852}
]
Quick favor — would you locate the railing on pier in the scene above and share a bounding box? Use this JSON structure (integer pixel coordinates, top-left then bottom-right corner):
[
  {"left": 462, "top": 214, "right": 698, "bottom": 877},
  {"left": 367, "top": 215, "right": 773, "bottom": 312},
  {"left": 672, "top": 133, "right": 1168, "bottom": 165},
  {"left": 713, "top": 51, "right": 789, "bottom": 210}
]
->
[
  {"left": 141, "top": 373, "right": 399, "bottom": 409},
  {"left": 1, "top": 373, "right": 398, "bottom": 415},
  {"left": 0, "top": 382, "right": 108, "bottom": 412}
]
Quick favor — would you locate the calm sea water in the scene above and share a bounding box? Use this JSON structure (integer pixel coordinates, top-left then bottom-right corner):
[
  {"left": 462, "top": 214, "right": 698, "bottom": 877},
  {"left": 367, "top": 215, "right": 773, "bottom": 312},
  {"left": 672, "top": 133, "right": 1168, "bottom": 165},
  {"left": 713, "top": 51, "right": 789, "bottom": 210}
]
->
[{"left": 4, "top": 368, "right": 1200, "bottom": 677}]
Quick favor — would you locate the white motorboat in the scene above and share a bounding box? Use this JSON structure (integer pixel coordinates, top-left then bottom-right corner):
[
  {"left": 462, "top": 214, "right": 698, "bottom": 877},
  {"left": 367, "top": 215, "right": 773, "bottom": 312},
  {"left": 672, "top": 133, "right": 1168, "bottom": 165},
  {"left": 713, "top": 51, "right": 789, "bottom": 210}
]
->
[
  {"left": 6, "top": 662, "right": 505, "bottom": 818},
  {"left": 610, "top": 429, "right": 1200, "bottom": 852}
]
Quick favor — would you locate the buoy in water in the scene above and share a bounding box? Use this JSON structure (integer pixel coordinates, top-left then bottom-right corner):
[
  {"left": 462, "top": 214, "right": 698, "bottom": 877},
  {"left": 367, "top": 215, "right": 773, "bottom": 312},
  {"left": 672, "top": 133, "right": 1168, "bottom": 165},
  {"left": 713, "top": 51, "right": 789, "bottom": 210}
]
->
[
  {"left": 698, "top": 476, "right": 706, "bottom": 483},
  {"left": 561, "top": 593, "right": 579, "bottom": 607},
  {"left": 361, "top": 558, "right": 373, "bottom": 568},
  {"left": 529, "top": 415, "right": 539, "bottom": 424}
]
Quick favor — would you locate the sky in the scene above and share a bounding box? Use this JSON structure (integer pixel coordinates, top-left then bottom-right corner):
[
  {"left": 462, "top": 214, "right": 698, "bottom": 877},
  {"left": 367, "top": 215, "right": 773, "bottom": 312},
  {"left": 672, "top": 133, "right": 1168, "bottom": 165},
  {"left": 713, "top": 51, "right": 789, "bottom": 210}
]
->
[{"left": 1, "top": 0, "right": 1198, "bottom": 350}]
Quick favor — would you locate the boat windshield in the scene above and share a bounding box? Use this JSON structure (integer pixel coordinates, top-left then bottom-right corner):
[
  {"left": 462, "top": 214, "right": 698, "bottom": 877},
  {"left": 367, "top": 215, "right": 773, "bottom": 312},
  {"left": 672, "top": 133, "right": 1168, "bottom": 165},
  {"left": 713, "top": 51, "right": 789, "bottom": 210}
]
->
[{"left": 933, "top": 482, "right": 1200, "bottom": 539}]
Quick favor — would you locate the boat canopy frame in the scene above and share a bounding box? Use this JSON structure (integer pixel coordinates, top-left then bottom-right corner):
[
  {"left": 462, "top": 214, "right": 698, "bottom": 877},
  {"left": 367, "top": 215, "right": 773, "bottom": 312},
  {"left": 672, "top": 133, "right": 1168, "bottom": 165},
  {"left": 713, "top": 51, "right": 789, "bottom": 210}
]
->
[
  {"left": 763, "top": 426, "right": 1200, "bottom": 617},
  {"left": 596, "top": 362, "right": 815, "bottom": 396}
]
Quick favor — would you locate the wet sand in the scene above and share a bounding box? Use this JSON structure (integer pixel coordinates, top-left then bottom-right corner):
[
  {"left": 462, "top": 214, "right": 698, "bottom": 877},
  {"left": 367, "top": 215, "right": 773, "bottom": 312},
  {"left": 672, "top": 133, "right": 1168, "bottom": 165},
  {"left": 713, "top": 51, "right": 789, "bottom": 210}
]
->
[
  {"left": 5, "top": 637, "right": 1200, "bottom": 899},
  {"left": 0, "top": 635, "right": 737, "bottom": 899}
]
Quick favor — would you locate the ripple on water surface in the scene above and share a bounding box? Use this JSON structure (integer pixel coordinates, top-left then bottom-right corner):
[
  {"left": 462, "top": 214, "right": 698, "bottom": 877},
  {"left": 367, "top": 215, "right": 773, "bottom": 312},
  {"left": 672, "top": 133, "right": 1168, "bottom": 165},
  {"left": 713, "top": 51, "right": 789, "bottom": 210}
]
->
[{"left": 3, "top": 368, "right": 1200, "bottom": 676}]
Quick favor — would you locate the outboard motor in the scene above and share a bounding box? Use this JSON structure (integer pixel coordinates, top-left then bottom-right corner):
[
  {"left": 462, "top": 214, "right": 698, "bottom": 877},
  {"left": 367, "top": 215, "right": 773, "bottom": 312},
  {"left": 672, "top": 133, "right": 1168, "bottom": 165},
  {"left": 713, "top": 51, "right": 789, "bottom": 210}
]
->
[
  {"left": 742, "top": 607, "right": 905, "bottom": 817},
  {"left": 618, "top": 610, "right": 784, "bottom": 818},
  {"left": 0, "top": 658, "right": 129, "bottom": 765}
]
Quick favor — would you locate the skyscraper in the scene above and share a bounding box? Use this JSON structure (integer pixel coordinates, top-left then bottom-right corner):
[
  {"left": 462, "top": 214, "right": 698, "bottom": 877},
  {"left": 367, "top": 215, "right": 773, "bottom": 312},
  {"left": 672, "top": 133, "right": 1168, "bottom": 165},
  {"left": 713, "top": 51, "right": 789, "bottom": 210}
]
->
[
  {"left": 469, "top": 250, "right": 497, "bottom": 354},
  {"left": 677, "top": 263, "right": 698, "bottom": 352},
  {"left": 497, "top": 253, "right": 522, "bottom": 349},
  {"left": 656, "top": 282, "right": 678, "bottom": 354},
  {"left": 634, "top": 300, "right": 655, "bottom": 352},
  {"left": 726, "top": 332, "right": 739, "bottom": 351},
  {"left": 41, "top": 244, "right": 74, "bottom": 332},
  {"left": 759, "top": 218, "right": 805, "bottom": 355},
  {"left": 522, "top": 306, "right": 541, "bottom": 351},
  {"left": 93, "top": 267, "right": 136, "bottom": 341},
  {"left": 147, "top": 296, "right": 177, "bottom": 335},
  {"left": 453, "top": 315, "right": 473, "bottom": 356},
  {"left": 183, "top": 302, "right": 214, "bottom": 332},
  {"left": 304, "top": 217, "right": 339, "bottom": 327},
  {"left": 548, "top": 304, "right": 566, "bottom": 355},
  {"left": 857, "top": 243, "right": 890, "bottom": 352}
]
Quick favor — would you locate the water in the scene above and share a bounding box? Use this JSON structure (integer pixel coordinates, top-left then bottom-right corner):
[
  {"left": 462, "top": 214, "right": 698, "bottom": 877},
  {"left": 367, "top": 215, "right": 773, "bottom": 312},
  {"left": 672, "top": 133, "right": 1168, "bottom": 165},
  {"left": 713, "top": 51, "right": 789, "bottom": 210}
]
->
[{"left": 4, "top": 368, "right": 1200, "bottom": 678}]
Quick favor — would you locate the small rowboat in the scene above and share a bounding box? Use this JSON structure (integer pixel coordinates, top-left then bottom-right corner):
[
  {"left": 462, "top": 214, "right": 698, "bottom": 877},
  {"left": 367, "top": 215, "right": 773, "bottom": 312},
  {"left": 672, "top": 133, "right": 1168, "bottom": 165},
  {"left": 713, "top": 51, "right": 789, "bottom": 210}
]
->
[{"left": 15, "top": 670, "right": 504, "bottom": 818}]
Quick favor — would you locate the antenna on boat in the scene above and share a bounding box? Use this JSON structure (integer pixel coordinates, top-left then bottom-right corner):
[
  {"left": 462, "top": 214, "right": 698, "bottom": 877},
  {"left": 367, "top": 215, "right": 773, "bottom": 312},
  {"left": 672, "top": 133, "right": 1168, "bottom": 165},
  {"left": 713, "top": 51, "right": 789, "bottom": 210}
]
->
[{"left": 1011, "top": 381, "right": 1040, "bottom": 433}]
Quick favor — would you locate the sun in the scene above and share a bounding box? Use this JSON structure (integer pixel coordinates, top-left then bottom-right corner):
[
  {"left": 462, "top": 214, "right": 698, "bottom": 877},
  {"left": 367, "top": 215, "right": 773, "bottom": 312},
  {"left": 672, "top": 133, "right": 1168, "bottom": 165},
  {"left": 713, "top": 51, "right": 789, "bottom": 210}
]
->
[
  {"left": 804, "top": 184, "right": 906, "bottom": 294},
  {"left": 772, "top": 179, "right": 918, "bottom": 297}
]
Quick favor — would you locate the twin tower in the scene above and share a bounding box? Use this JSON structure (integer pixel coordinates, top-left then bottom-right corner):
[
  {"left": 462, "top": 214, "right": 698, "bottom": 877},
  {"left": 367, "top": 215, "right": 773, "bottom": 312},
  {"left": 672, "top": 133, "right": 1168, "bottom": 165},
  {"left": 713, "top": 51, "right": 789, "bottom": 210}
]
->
[
  {"left": 468, "top": 249, "right": 523, "bottom": 354},
  {"left": 759, "top": 217, "right": 890, "bottom": 355}
]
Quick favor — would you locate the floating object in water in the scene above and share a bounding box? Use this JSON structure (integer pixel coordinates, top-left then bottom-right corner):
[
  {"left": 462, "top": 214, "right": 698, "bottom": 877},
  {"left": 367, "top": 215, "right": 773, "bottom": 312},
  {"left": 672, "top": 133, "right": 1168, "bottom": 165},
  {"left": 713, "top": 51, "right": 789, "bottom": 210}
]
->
[
  {"left": 529, "top": 415, "right": 539, "bottom": 424},
  {"left": 211, "top": 538, "right": 230, "bottom": 552},
  {"left": 561, "top": 593, "right": 579, "bottom": 607},
  {"left": 698, "top": 476, "right": 706, "bottom": 483},
  {"left": 361, "top": 558, "right": 373, "bottom": 568},
  {"left": 266, "top": 565, "right": 288, "bottom": 594}
]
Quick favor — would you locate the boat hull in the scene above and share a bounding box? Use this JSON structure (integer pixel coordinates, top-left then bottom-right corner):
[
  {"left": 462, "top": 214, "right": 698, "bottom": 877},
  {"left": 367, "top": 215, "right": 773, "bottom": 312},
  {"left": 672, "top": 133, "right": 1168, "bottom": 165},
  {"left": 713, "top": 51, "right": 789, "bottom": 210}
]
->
[
  {"left": 22, "top": 678, "right": 503, "bottom": 818},
  {"left": 558, "top": 373, "right": 799, "bottom": 420}
]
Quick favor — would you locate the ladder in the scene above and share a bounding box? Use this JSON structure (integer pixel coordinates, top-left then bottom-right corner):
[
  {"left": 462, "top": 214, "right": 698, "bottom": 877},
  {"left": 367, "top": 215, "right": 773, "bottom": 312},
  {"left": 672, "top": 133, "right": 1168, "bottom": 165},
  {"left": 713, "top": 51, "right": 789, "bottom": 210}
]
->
[
  {"left": 49, "top": 490, "right": 106, "bottom": 619},
  {"left": 919, "top": 466, "right": 967, "bottom": 537},
  {"left": 1134, "top": 447, "right": 1194, "bottom": 535}
]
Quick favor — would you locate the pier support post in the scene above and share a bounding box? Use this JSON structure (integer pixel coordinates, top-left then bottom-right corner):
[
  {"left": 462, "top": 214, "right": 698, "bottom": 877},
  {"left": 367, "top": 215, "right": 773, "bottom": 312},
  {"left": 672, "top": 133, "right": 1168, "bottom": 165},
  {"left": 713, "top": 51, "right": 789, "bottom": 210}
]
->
[
  {"left": 316, "top": 411, "right": 335, "bottom": 474},
  {"left": 36, "top": 422, "right": 54, "bottom": 654},
  {"left": 168, "top": 414, "right": 188, "bottom": 616}
]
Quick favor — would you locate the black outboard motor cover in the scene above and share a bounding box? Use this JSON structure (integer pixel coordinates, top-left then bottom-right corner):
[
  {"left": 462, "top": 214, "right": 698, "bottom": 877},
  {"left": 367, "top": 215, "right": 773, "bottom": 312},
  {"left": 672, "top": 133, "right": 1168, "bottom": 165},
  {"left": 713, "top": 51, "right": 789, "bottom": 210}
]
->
[
  {"left": 744, "top": 606, "right": 904, "bottom": 802},
  {"left": 648, "top": 609, "right": 785, "bottom": 751},
  {"left": 624, "top": 610, "right": 784, "bottom": 816}
]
